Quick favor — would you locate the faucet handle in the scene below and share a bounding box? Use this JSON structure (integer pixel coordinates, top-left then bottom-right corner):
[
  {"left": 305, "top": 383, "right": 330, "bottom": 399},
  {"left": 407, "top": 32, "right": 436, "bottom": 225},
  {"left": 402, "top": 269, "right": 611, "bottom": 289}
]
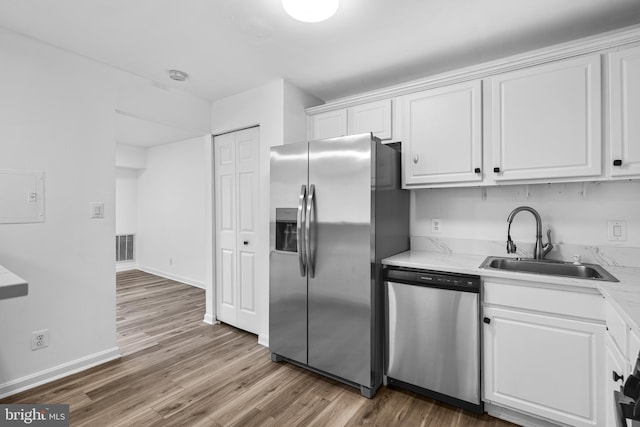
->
[{"left": 542, "top": 229, "right": 554, "bottom": 257}]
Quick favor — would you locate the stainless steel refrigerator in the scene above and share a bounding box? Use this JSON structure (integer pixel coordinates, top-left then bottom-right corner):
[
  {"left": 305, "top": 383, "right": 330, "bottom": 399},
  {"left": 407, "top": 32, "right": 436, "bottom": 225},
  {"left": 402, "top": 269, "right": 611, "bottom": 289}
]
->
[{"left": 269, "top": 133, "right": 409, "bottom": 398}]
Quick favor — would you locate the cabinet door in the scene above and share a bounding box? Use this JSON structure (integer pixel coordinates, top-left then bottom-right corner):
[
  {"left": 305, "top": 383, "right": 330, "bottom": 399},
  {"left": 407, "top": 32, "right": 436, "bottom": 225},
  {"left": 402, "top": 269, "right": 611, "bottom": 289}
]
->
[
  {"left": 489, "top": 55, "right": 602, "bottom": 181},
  {"left": 610, "top": 46, "right": 640, "bottom": 178},
  {"left": 348, "top": 99, "right": 392, "bottom": 140},
  {"left": 606, "top": 334, "right": 628, "bottom": 427},
  {"left": 402, "top": 80, "right": 482, "bottom": 186},
  {"left": 483, "top": 306, "right": 604, "bottom": 427},
  {"left": 309, "top": 109, "right": 347, "bottom": 140}
]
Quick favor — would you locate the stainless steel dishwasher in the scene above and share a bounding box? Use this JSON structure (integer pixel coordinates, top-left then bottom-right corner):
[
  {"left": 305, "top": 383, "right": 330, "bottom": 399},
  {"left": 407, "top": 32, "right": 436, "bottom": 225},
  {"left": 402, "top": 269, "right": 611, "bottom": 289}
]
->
[{"left": 383, "top": 266, "right": 483, "bottom": 413}]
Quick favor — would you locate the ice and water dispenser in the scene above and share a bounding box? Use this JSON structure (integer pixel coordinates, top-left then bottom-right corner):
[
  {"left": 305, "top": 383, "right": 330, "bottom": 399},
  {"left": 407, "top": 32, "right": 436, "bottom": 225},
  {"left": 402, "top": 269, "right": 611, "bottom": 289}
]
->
[{"left": 275, "top": 208, "right": 298, "bottom": 252}]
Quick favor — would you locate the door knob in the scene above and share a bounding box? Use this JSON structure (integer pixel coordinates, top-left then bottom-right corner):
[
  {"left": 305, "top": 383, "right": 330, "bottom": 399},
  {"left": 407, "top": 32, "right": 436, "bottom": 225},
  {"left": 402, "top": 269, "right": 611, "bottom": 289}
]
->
[
  {"left": 243, "top": 241, "right": 249, "bottom": 245},
  {"left": 483, "top": 317, "right": 491, "bottom": 324}
]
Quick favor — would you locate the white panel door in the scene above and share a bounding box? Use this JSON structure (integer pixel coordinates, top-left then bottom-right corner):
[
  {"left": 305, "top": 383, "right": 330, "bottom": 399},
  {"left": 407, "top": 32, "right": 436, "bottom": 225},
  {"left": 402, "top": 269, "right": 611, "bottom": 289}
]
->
[
  {"left": 610, "top": 45, "right": 640, "bottom": 178},
  {"left": 402, "top": 80, "right": 483, "bottom": 186},
  {"left": 348, "top": 99, "right": 392, "bottom": 140},
  {"left": 215, "top": 132, "right": 237, "bottom": 325},
  {"left": 483, "top": 306, "right": 604, "bottom": 427},
  {"left": 489, "top": 55, "right": 602, "bottom": 181},
  {"left": 214, "top": 127, "right": 260, "bottom": 334},
  {"left": 310, "top": 109, "right": 347, "bottom": 140},
  {"left": 234, "top": 128, "right": 259, "bottom": 332}
]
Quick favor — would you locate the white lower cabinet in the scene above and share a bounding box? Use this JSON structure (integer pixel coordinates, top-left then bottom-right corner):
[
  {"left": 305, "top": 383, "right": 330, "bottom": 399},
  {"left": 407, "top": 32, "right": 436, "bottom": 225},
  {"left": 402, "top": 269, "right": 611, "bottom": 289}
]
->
[
  {"left": 605, "top": 334, "right": 628, "bottom": 427},
  {"left": 483, "top": 280, "right": 605, "bottom": 427}
]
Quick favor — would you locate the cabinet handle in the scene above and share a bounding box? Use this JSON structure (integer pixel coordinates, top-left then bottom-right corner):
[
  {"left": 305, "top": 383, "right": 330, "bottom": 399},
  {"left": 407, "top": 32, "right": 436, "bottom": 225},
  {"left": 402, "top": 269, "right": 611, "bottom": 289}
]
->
[
  {"left": 474, "top": 167, "right": 481, "bottom": 174},
  {"left": 613, "top": 159, "right": 623, "bottom": 166},
  {"left": 493, "top": 167, "right": 500, "bottom": 173},
  {"left": 413, "top": 155, "right": 419, "bottom": 164},
  {"left": 613, "top": 371, "right": 624, "bottom": 382},
  {"left": 244, "top": 241, "right": 249, "bottom": 245},
  {"left": 483, "top": 317, "right": 491, "bottom": 324}
]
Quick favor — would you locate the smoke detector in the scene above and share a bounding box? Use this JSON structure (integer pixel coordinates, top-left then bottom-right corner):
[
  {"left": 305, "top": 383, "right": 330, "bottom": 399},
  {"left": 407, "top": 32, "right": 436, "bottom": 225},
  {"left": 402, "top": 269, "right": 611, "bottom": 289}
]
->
[{"left": 168, "top": 69, "right": 189, "bottom": 82}]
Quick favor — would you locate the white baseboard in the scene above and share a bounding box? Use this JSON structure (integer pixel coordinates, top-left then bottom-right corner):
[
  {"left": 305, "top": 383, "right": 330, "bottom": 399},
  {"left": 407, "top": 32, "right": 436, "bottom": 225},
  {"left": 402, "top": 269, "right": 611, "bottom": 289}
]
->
[
  {"left": 137, "top": 265, "right": 205, "bottom": 289},
  {"left": 203, "top": 313, "right": 215, "bottom": 325},
  {"left": 0, "top": 347, "right": 121, "bottom": 399},
  {"left": 258, "top": 333, "right": 269, "bottom": 348},
  {"left": 115, "top": 261, "right": 137, "bottom": 272}
]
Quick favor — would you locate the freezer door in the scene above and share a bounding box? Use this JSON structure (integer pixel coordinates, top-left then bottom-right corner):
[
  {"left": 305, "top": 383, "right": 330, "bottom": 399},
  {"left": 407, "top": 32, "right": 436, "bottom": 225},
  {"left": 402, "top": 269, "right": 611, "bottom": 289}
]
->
[
  {"left": 307, "top": 134, "right": 374, "bottom": 387},
  {"left": 269, "top": 142, "right": 308, "bottom": 364}
]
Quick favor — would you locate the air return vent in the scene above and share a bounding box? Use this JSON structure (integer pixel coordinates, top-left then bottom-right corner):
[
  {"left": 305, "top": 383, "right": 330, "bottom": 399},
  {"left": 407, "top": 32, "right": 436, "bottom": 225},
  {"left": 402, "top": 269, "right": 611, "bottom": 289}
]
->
[{"left": 116, "top": 234, "right": 135, "bottom": 262}]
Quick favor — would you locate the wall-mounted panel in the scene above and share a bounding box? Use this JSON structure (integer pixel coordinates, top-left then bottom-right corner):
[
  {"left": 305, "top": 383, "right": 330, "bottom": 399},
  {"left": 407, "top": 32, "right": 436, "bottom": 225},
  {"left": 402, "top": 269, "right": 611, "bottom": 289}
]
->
[{"left": 0, "top": 169, "right": 45, "bottom": 224}]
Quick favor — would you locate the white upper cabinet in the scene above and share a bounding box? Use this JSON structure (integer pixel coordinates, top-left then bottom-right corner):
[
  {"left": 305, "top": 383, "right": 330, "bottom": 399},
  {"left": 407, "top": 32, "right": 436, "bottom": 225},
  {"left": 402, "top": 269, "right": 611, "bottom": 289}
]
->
[
  {"left": 489, "top": 55, "right": 602, "bottom": 182},
  {"left": 347, "top": 99, "right": 393, "bottom": 140},
  {"left": 402, "top": 80, "right": 482, "bottom": 186},
  {"left": 309, "top": 109, "right": 347, "bottom": 140},
  {"left": 609, "top": 45, "right": 640, "bottom": 178},
  {"left": 308, "top": 99, "right": 397, "bottom": 142}
]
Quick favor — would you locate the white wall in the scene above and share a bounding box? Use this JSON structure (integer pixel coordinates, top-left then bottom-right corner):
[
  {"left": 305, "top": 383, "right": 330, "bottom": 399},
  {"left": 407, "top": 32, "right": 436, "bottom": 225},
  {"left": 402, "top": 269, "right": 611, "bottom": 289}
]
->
[
  {"left": 208, "top": 79, "right": 317, "bottom": 344},
  {"left": 0, "top": 26, "right": 213, "bottom": 397},
  {"left": 411, "top": 181, "right": 640, "bottom": 263},
  {"left": 136, "top": 136, "right": 208, "bottom": 288},
  {"left": 116, "top": 143, "right": 147, "bottom": 169},
  {"left": 115, "top": 168, "right": 139, "bottom": 236},
  {"left": 115, "top": 167, "right": 139, "bottom": 272},
  {"left": 0, "top": 28, "right": 119, "bottom": 397},
  {"left": 284, "top": 80, "right": 322, "bottom": 144}
]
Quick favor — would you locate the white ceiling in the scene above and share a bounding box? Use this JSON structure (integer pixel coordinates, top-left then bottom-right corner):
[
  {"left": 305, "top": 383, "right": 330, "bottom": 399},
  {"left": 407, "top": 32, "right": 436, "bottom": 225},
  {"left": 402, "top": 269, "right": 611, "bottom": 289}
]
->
[{"left": 2, "top": 0, "right": 640, "bottom": 146}]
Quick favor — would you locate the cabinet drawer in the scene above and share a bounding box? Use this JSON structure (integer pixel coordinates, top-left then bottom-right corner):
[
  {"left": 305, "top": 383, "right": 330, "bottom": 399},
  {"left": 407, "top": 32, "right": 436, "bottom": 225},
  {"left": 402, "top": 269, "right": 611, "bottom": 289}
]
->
[{"left": 483, "top": 279, "right": 604, "bottom": 321}]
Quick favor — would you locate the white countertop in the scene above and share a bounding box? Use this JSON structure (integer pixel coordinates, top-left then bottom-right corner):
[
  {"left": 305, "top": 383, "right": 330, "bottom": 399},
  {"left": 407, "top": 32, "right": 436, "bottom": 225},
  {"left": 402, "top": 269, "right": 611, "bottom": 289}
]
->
[
  {"left": 0, "top": 265, "right": 28, "bottom": 300},
  {"left": 383, "top": 250, "right": 640, "bottom": 330}
]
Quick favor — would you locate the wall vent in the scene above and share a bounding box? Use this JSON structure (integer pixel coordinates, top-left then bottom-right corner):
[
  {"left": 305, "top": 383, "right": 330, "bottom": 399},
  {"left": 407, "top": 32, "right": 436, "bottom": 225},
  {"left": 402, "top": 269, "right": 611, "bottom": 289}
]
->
[{"left": 116, "top": 234, "right": 135, "bottom": 262}]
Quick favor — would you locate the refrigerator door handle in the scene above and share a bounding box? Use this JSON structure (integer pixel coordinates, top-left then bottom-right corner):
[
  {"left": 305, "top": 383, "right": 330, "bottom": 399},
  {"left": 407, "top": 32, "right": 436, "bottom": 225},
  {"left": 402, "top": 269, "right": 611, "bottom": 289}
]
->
[
  {"left": 306, "top": 184, "right": 316, "bottom": 278},
  {"left": 297, "top": 185, "right": 307, "bottom": 277}
]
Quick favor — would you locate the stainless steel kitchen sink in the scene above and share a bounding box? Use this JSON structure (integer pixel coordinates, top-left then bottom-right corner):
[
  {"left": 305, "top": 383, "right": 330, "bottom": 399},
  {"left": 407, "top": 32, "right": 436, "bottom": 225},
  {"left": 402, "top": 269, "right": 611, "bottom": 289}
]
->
[{"left": 479, "top": 256, "right": 619, "bottom": 282}]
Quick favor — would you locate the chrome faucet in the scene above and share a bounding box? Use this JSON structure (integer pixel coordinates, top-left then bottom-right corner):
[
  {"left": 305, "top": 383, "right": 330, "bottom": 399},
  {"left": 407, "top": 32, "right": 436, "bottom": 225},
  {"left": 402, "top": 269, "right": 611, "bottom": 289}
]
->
[{"left": 506, "top": 206, "right": 553, "bottom": 260}]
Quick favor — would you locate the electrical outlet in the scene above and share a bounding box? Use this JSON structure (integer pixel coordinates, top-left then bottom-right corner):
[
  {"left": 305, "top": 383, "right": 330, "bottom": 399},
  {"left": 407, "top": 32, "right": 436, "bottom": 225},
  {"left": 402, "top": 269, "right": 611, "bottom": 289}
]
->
[
  {"left": 31, "top": 329, "right": 49, "bottom": 350},
  {"left": 608, "top": 220, "right": 627, "bottom": 241},
  {"left": 431, "top": 218, "right": 442, "bottom": 233}
]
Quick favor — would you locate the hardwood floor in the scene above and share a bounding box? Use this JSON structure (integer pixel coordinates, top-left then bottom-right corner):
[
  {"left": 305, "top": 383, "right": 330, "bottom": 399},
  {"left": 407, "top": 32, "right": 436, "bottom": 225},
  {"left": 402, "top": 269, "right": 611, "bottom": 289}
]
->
[{"left": 2, "top": 270, "right": 518, "bottom": 426}]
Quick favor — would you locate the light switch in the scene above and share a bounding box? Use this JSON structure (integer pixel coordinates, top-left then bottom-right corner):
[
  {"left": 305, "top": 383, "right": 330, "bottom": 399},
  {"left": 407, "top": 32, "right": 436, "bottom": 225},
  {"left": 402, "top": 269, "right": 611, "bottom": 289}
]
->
[
  {"left": 607, "top": 220, "right": 627, "bottom": 241},
  {"left": 90, "top": 202, "right": 104, "bottom": 219}
]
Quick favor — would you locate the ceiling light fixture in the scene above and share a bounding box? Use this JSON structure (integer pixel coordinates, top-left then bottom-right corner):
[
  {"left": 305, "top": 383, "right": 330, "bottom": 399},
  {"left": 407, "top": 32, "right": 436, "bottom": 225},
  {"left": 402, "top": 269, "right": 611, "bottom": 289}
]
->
[
  {"left": 282, "top": 0, "right": 339, "bottom": 23},
  {"left": 168, "top": 69, "right": 189, "bottom": 82}
]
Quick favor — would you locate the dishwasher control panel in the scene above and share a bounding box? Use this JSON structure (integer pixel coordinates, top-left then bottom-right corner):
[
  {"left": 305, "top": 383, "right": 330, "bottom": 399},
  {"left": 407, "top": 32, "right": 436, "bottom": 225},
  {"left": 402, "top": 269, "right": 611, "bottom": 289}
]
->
[{"left": 383, "top": 267, "right": 480, "bottom": 292}]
